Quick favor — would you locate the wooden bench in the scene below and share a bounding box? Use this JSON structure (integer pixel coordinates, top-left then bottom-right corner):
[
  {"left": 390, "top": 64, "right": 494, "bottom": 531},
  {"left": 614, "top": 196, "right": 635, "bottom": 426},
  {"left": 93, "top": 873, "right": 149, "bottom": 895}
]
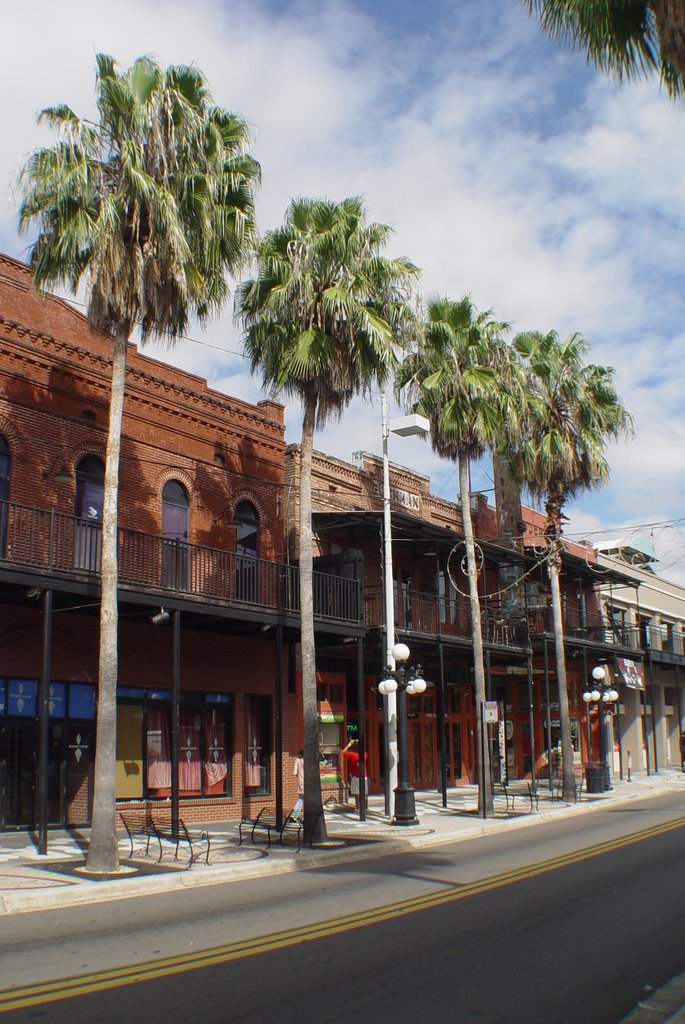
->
[
  {"left": 119, "top": 811, "right": 211, "bottom": 865},
  {"left": 238, "top": 808, "right": 302, "bottom": 851},
  {"left": 500, "top": 779, "right": 539, "bottom": 813}
]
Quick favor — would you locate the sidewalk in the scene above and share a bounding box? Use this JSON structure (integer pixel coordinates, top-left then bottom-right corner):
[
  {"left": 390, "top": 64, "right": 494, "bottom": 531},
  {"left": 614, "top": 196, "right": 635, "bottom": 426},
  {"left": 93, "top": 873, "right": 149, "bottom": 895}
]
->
[{"left": 1, "top": 769, "right": 684, "bottom": 916}]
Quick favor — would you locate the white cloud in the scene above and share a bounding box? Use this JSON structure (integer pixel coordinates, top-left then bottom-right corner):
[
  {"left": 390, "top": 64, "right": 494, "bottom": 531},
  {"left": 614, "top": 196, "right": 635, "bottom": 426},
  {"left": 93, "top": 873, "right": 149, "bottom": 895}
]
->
[{"left": 3, "top": 0, "right": 685, "bottom": 582}]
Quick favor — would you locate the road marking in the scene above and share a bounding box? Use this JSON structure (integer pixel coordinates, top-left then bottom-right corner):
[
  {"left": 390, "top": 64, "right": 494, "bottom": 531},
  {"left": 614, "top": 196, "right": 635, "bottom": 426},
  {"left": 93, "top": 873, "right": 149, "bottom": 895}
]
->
[{"left": 1, "top": 813, "right": 684, "bottom": 1013}]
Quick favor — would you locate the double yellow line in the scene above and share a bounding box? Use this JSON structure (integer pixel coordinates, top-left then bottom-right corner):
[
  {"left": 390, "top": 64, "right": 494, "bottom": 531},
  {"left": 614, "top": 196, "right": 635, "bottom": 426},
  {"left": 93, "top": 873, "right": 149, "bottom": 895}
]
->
[{"left": 2, "top": 814, "right": 684, "bottom": 1013}]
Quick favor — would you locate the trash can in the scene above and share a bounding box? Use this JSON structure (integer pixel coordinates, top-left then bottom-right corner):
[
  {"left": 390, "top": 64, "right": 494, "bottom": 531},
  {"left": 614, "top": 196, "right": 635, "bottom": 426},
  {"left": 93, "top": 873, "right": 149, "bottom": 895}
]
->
[{"left": 584, "top": 762, "right": 606, "bottom": 794}]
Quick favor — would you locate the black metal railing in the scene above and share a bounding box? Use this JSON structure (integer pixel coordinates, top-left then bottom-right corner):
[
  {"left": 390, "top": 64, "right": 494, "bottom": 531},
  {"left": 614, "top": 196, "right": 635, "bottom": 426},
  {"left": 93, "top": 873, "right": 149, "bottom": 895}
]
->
[
  {"left": 363, "top": 586, "right": 528, "bottom": 646},
  {"left": 527, "top": 607, "right": 640, "bottom": 649},
  {"left": 0, "top": 500, "right": 360, "bottom": 625}
]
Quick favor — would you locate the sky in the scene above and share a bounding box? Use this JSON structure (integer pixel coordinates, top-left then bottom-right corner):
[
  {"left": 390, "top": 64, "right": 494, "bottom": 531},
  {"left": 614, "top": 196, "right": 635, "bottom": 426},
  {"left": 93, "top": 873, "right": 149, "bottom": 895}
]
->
[{"left": 2, "top": 0, "right": 684, "bottom": 581}]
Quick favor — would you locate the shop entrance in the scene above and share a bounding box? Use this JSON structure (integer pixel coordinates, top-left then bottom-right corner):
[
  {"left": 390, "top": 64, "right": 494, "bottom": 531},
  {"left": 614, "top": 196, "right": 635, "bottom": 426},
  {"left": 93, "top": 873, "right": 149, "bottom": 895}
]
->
[
  {"left": 1, "top": 721, "right": 37, "bottom": 828},
  {"left": 407, "top": 692, "right": 436, "bottom": 789},
  {"left": 0, "top": 720, "right": 93, "bottom": 830}
]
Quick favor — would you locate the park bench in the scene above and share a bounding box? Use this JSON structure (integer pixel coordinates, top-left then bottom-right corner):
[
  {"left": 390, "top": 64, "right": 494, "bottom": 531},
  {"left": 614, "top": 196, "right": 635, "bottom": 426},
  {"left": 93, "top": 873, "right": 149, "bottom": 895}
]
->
[
  {"left": 119, "top": 810, "right": 211, "bottom": 866},
  {"left": 238, "top": 808, "right": 303, "bottom": 851},
  {"left": 550, "top": 771, "right": 584, "bottom": 803},
  {"left": 500, "top": 779, "right": 539, "bottom": 813}
]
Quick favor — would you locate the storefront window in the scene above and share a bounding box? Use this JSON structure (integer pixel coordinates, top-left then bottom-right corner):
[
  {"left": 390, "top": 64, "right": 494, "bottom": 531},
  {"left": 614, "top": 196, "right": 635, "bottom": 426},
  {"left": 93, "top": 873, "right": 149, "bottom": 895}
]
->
[
  {"left": 48, "top": 682, "right": 67, "bottom": 718},
  {"left": 179, "top": 710, "right": 202, "bottom": 794},
  {"left": 7, "top": 679, "right": 37, "bottom": 716},
  {"left": 69, "top": 683, "right": 96, "bottom": 719},
  {"left": 244, "top": 695, "right": 271, "bottom": 795}
]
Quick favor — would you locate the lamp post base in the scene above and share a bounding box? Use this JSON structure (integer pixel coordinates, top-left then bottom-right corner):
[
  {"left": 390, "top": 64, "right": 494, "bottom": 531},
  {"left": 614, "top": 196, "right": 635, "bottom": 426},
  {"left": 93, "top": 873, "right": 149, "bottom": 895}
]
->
[{"left": 392, "top": 784, "right": 419, "bottom": 826}]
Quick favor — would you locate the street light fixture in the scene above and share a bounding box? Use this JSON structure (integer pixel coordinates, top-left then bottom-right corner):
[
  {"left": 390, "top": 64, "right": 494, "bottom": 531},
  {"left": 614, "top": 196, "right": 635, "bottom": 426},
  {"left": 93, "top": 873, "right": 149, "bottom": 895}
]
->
[
  {"left": 582, "top": 665, "right": 619, "bottom": 790},
  {"left": 381, "top": 394, "right": 429, "bottom": 817},
  {"left": 378, "top": 642, "right": 426, "bottom": 826}
]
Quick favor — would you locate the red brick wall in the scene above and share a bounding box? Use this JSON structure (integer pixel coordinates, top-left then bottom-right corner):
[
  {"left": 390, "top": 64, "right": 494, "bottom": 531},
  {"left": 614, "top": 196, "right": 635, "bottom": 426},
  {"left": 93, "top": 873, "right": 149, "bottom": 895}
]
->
[{"left": 0, "top": 254, "right": 286, "bottom": 560}]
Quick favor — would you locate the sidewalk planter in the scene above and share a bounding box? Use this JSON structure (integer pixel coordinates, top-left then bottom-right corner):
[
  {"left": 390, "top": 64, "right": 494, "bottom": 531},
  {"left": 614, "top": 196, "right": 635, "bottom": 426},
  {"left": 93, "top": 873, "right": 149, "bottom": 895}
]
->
[{"left": 584, "top": 762, "right": 607, "bottom": 794}]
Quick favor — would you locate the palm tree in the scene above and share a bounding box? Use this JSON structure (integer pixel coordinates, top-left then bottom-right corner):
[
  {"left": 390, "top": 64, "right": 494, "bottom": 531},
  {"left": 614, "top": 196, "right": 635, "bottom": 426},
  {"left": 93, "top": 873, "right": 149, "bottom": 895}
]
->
[
  {"left": 18, "top": 54, "right": 260, "bottom": 872},
  {"left": 511, "top": 330, "right": 632, "bottom": 801},
  {"left": 236, "top": 196, "right": 419, "bottom": 845},
  {"left": 523, "top": 1, "right": 685, "bottom": 97},
  {"left": 396, "top": 296, "right": 518, "bottom": 814}
]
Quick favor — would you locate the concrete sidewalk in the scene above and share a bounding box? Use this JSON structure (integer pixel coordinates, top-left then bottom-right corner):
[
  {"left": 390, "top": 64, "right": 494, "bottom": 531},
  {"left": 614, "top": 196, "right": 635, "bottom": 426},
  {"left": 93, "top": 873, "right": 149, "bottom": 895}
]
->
[{"left": 1, "top": 769, "right": 684, "bottom": 916}]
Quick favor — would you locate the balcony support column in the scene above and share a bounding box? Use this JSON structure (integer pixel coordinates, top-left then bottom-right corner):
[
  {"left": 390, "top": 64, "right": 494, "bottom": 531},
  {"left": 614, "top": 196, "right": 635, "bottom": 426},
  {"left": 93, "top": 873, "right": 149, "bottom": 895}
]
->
[
  {"left": 437, "top": 641, "right": 447, "bottom": 807},
  {"left": 543, "top": 637, "right": 552, "bottom": 789},
  {"left": 171, "top": 609, "right": 181, "bottom": 838},
  {"left": 38, "top": 588, "right": 53, "bottom": 856},
  {"left": 275, "top": 624, "right": 283, "bottom": 829}
]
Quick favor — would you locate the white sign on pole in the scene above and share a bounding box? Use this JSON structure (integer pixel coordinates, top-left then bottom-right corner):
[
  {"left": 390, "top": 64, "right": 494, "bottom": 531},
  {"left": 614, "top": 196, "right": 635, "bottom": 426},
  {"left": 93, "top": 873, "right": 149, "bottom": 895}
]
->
[{"left": 483, "top": 700, "right": 499, "bottom": 724}]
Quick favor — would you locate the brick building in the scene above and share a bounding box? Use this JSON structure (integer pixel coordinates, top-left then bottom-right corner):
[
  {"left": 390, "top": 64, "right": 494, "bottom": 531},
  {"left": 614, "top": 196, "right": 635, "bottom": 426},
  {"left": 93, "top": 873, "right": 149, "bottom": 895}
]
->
[
  {"left": 286, "top": 443, "right": 645, "bottom": 797},
  {"left": 0, "top": 253, "right": 360, "bottom": 831},
  {"left": 3, "top": 250, "right": 678, "bottom": 835}
]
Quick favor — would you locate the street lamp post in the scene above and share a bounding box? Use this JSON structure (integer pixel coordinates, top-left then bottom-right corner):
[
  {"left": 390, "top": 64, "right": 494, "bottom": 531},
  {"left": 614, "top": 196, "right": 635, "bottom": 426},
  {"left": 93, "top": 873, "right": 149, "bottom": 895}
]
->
[
  {"left": 378, "top": 642, "right": 426, "bottom": 826},
  {"left": 583, "top": 665, "right": 619, "bottom": 791},
  {"left": 380, "top": 396, "right": 429, "bottom": 817}
]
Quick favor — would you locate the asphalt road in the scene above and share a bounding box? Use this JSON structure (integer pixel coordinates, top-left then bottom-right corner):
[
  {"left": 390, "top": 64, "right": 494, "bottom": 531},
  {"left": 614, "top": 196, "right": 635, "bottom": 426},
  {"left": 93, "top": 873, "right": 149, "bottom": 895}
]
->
[{"left": 2, "top": 792, "right": 685, "bottom": 1023}]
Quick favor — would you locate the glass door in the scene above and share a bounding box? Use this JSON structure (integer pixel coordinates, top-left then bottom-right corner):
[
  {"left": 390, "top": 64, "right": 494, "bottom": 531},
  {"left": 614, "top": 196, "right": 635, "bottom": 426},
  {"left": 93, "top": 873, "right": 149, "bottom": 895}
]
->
[{"left": 1, "top": 721, "right": 37, "bottom": 829}]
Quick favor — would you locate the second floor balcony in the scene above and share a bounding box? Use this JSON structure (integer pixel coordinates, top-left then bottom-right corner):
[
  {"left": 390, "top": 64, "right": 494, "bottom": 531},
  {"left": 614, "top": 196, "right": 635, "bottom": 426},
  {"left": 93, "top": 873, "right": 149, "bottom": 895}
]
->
[
  {"left": 0, "top": 500, "right": 361, "bottom": 627},
  {"left": 363, "top": 586, "right": 529, "bottom": 647}
]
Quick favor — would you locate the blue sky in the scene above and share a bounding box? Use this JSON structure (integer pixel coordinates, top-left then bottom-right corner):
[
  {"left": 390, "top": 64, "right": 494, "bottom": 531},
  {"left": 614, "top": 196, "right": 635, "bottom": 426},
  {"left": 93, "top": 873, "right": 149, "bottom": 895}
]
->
[{"left": 2, "top": 0, "right": 685, "bottom": 579}]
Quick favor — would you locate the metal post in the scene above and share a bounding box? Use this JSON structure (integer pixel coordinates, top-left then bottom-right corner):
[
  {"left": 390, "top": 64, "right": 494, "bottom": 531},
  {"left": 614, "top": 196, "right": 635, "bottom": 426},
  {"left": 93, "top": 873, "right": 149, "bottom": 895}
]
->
[
  {"left": 527, "top": 653, "right": 536, "bottom": 787},
  {"left": 582, "top": 645, "right": 591, "bottom": 759},
  {"left": 275, "top": 624, "right": 283, "bottom": 828},
  {"left": 543, "top": 637, "right": 552, "bottom": 790},
  {"left": 381, "top": 391, "right": 397, "bottom": 816},
  {"left": 613, "top": 652, "right": 623, "bottom": 781},
  {"left": 357, "top": 636, "right": 366, "bottom": 822},
  {"left": 171, "top": 609, "right": 180, "bottom": 838},
  {"left": 480, "top": 700, "right": 487, "bottom": 820},
  {"left": 675, "top": 662, "right": 683, "bottom": 772},
  {"left": 646, "top": 648, "right": 659, "bottom": 773},
  {"left": 38, "top": 589, "right": 53, "bottom": 856},
  {"left": 437, "top": 641, "right": 448, "bottom": 807}
]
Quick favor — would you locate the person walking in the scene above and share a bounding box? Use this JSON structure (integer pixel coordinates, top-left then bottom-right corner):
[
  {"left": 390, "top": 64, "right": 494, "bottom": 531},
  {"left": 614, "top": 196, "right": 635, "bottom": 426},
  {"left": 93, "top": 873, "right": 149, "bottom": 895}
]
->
[
  {"left": 342, "top": 738, "right": 368, "bottom": 810},
  {"left": 293, "top": 750, "right": 304, "bottom": 817}
]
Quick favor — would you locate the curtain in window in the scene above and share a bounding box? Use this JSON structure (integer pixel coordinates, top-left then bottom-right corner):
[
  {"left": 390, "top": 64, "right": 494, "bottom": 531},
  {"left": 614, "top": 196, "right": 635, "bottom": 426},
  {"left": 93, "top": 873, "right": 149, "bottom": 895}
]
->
[
  {"left": 147, "top": 708, "right": 171, "bottom": 789},
  {"left": 245, "top": 699, "right": 263, "bottom": 787},
  {"left": 179, "top": 711, "right": 201, "bottom": 793},
  {"left": 204, "top": 709, "right": 228, "bottom": 790}
]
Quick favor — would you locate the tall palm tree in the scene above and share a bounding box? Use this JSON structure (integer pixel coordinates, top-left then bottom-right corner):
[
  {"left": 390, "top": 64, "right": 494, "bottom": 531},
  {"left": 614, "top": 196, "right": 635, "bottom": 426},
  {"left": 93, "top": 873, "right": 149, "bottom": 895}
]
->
[
  {"left": 236, "top": 196, "right": 419, "bottom": 845},
  {"left": 523, "top": 0, "right": 685, "bottom": 97},
  {"left": 511, "top": 330, "right": 632, "bottom": 801},
  {"left": 19, "top": 54, "right": 260, "bottom": 872},
  {"left": 396, "top": 296, "right": 518, "bottom": 814}
]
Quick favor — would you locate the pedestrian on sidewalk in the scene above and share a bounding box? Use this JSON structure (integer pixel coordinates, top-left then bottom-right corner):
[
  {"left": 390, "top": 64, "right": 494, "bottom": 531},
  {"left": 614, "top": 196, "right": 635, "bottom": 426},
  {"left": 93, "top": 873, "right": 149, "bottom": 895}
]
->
[
  {"left": 342, "top": 739, "right": 368, "bottom": 810},
  {"left": 293, "top": 750, "right": 304, "bottom": 817}
]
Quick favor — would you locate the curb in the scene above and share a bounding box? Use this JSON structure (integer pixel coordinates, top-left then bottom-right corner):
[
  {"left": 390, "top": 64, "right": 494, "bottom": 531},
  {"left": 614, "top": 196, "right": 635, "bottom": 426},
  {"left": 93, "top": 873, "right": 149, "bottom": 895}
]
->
[{"left": 1, "top": 779, "right": 683, "bottom": 915}]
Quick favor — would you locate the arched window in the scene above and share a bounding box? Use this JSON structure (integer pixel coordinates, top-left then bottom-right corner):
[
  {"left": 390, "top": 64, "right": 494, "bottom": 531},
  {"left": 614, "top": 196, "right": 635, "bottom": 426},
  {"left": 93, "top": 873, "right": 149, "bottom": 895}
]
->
[
  {"left": 162, "top": 481, "right": 189, "bottom": 542},
  {"left": 0, "top": 435, "right": 9, "bottom": 556},
  {"left": 235, "top": 501, "right": 258, "bottom": 558},
  {"left": 75, "top": 456, "right": 104, "bottom": 522},
  {"left": 235, "top": 501, "right": 259, "bottom": 602},
  {"left": 74, "top": 456, "right": 104, "bottom": 572},
  {"left": 162, "top": 480, "right": 189, "bottom": 590}
]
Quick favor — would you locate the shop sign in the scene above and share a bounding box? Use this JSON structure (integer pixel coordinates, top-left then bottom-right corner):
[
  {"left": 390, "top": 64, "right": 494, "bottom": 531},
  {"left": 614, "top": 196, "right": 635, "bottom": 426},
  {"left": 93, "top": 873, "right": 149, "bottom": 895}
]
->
[
  {"left": 483, "top": 700, "right": 499, "bottom": 723},
  {"left": 617, "top": 657, "right": 645, "bottom": 690},
  {"left": 318, "top": 711, "right": 344, "bottom": 723},
  {"left": 372, "top": 479, "right": 421, "bottom": 512}
]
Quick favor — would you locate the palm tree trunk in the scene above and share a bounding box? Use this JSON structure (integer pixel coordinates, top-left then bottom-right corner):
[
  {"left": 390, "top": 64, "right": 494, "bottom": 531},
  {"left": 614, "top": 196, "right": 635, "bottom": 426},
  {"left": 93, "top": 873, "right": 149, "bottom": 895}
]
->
[
  {"left": 86, "top": 326, "right": 127, "bottom": 873},
  {"left": 459, "top": 452, "right": 492, "bottom": 813},
  {"left": 546, "top": 497, "right": 575, "bottom": 803},
  {"left": 300, "top": 396, "right": 327, "bottom": 846}
]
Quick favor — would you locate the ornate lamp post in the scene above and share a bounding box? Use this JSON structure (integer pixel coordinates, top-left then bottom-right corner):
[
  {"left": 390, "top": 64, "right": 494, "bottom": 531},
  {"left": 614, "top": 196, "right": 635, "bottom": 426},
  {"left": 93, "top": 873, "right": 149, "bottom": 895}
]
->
[
  {"left": 378, "top": 642, "right": 426, "bottom": 825},
  {"left": 380, "top": 399, "right": 430, "bottom": 816},
  {"left": 582, "top": 665, "right": 619, "bottom": 791}
]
